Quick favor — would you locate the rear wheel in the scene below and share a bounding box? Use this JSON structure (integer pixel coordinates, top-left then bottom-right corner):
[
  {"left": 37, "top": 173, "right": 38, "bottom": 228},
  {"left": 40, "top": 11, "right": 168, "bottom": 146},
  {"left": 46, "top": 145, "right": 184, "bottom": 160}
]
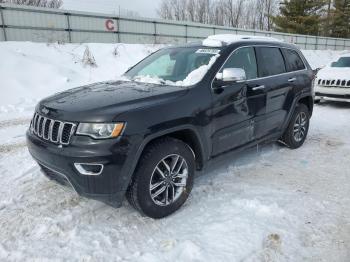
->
[
  {"left": 126, "top": 137, "right": 195, "bottom": 219},
  {"left": 280, "top": 104, "right": 310, "bottom": 149}
]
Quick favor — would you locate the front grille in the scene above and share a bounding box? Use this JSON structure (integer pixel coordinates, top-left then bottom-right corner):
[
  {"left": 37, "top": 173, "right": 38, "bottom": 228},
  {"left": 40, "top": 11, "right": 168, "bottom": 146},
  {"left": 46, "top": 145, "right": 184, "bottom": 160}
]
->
[
  {"left": 31, "top": 113, "right": 76, "bottom": 145},
  {"left": 317, "top": 78, "right": 350, "bottom": 88}
]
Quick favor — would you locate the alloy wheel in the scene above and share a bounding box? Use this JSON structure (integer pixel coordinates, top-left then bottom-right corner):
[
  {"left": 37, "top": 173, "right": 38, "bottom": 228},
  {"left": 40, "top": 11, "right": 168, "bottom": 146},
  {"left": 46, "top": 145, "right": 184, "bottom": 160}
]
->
[
  {"left": 293, "top": 112, "right": 307, "bottom": 142},
  {"left": 149, "top": 154, "right": 188, "bottom": 206}
]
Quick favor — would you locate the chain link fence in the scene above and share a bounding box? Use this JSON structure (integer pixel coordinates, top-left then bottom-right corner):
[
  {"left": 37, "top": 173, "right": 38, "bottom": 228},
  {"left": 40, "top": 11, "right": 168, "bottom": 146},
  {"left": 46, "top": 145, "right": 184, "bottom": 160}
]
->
[{"left": 1, "top": 3, "right": 350, "bottom": 50}]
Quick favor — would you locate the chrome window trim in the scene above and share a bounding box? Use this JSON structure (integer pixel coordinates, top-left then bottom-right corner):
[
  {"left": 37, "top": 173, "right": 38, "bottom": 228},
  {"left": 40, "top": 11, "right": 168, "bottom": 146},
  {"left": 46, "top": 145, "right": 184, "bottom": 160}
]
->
[{"left": 211, "top": 44, "right": 308, "bottom": 90}]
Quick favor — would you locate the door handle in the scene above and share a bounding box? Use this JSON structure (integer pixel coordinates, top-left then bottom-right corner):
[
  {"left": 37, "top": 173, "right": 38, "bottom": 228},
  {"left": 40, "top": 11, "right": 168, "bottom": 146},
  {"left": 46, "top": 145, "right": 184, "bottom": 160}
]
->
[
  {"left": 252, "top": 85, "right": 265, "bottom": 91},
  {"left": 288, "top": 77, "right": 297, "bottom": 82}
]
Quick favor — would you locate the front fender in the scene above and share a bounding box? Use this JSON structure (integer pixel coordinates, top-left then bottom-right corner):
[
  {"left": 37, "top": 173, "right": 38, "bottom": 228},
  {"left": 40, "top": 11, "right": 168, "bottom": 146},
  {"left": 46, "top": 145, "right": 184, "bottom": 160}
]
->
[{"left": 118, "top": 125, "right": 207, "bottom": 193}]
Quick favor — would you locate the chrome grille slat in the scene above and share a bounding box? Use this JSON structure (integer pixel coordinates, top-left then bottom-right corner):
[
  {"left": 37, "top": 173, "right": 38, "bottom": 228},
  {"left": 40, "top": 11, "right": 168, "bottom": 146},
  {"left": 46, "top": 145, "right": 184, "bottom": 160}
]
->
[
  {"left": 318, "top": 78, "right": 350, "bottom": 88},
  {"left": 43, "top": 119, "right": 51, "bottom": 139},
  {"left": 58, "top": 122, "right": 64, "bottom": 144},
  {"left": 41, "top": 118, "right": 47, "bottom": 138},
  {"left": 49, "top": 120, "right": 54, "bottom": 141},
  {"left": 31, "top": 113, "right": 76, "bottom": 145},
  {"left": 35, "top": 114, "right": 40, "bottom": 134},
  {"left": 52, "top": 121, "right": 60, "bottom": 143}
]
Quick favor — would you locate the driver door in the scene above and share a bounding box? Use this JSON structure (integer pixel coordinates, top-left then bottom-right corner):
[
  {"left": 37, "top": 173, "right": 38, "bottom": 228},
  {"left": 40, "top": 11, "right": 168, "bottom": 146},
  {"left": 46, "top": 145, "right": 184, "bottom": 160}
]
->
[{"left": 210, "top": 46, "right": 264, "bottom": 156}]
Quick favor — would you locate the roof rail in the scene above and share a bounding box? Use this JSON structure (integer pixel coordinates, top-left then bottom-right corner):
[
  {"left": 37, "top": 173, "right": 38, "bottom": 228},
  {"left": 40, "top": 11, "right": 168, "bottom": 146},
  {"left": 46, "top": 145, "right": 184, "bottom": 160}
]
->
[{"left": 203, "top": 34, "right": 282, "bottom": 47}]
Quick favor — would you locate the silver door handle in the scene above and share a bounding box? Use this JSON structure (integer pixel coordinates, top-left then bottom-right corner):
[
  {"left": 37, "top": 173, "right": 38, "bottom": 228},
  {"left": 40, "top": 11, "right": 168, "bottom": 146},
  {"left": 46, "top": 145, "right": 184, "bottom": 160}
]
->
[
  {"left": 288, "top": 77, "right": 297, "bottom": 82},
  {"left": 252, "top": 85, "right": 265, "bottom": 91}
]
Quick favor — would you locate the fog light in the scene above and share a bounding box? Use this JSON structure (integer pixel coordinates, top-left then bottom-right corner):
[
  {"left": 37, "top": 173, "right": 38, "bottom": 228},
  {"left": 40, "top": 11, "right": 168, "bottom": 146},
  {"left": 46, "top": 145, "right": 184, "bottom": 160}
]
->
[{"left": 74, "top": 163, "right": 104, "bottom": 176}]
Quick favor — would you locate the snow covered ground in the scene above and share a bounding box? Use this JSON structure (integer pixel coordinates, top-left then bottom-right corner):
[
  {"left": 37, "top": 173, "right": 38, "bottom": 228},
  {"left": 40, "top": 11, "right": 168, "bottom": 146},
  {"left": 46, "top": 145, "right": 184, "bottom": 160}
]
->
[{"left": 0, "top": 42, "right": 349, "bottom": 261}]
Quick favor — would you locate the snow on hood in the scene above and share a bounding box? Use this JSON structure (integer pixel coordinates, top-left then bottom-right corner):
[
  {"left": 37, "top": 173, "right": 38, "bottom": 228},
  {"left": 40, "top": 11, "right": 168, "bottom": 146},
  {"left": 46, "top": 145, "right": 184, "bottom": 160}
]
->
[
  {"left": 317, "top": 66, "right": 350, "bottom": 80},
  {"left": 202, "top": 34, "right": 282, "bottom": 47},
  {"left": 133, "top": 54, "right": 220, "bottom": 87}
]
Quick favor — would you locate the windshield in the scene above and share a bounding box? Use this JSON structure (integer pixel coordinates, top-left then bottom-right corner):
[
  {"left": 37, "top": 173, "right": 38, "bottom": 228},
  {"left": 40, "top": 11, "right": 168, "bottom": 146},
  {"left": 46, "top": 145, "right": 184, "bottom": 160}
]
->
[
  {"left": 331, "top": 57, "right": 350, "bottom": 68},
  {"left": 124, "top": 47, "right": 221, "bottom": 86}
]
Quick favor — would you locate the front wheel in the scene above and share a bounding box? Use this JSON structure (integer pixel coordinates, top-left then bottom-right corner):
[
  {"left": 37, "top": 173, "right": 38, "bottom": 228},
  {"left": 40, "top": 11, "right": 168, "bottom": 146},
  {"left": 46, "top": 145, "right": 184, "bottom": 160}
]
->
[
  {"left": 126, "top": 137, "right": 195, "bottom": 219},
  {"left": 280, "top": 104, "right": 310, "bottom": 149}
]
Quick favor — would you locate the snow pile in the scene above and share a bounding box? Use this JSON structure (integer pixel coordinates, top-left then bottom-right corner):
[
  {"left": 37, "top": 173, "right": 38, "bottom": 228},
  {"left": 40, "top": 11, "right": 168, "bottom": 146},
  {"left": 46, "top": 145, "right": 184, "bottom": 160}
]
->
[
  {"left": 133, "top": 54, "right": 220, "bottom": 86},
  {"left": 0, "top": 42, "right": 161, "bottom": 115},
  {"left": 202, "top": 34, "right": 281, "bottom": 47},
  {"left": 177, "top": 54, "right": 219, "bottom": 86}
]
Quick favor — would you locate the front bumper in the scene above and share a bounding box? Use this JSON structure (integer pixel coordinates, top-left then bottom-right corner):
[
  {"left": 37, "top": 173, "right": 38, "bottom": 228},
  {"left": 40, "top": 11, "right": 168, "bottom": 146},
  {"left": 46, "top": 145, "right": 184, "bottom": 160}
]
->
[
  {"left": 315, "top": 86, "right": 350, "bottom": 102},
  {"left": 26, "top": 129, "right": 142, "bottom": 207}
]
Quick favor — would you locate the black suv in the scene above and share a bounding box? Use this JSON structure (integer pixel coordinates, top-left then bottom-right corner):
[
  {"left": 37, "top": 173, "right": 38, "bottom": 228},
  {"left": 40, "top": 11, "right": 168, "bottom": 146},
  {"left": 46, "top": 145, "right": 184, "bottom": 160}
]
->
[{"left": 27, "top": 36, "right": 314, "bottom": 218}]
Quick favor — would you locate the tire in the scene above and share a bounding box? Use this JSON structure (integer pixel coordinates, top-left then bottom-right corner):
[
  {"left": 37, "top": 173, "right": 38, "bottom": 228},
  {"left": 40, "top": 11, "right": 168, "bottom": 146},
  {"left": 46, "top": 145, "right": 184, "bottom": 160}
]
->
[
  {"left": 126, "top": 137, "right": 195, "bottom": 219},
  {"left": 280, "top": 104, "right": 310, "bottom": 149}
]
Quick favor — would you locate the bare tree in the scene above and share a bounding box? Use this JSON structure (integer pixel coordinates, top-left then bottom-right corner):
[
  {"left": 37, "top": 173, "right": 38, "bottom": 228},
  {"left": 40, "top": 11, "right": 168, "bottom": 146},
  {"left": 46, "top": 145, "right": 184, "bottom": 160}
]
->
[
  {"left": 187, "top": 0, "right": 196, "bottom": 21},
  {"left": 157, "top": 0, "right": 174, "bottom": 20},
  {"left": 3, "top": 0, "right": 63, "bottom": 8},
  {"left": 157, "top": 0, "right": 279, "bottom": 30}
]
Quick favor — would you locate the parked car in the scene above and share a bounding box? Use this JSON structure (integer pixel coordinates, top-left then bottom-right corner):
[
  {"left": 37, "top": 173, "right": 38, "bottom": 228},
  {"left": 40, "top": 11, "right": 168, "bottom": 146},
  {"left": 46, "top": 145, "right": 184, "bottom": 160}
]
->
[
  {"left": 26, "top": 35, "right": 314, "bottom": 218},
  {"left": 315, "top": 54, "right": 350, "bottom": 103}
]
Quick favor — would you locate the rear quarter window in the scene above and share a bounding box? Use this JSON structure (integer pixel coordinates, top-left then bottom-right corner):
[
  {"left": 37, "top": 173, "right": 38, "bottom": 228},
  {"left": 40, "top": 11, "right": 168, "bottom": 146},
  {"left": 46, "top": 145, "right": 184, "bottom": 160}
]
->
[
  {"left": 282, "top": 49, "right": 306, "bottom": 72},
  {"left": 256, "top": 47, "right": 286, "bottom": 77}
]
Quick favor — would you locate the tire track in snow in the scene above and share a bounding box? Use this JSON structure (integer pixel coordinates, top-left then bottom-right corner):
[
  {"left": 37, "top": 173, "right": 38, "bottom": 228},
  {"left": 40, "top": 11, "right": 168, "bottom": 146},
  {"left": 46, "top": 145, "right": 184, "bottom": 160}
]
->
[
  {"left": 0, "top": 118, "right": 30, "bottom": 154},
  {"left": 0, "top": 118, "right": 30, "bottom": 130},
  {"left": 0, "top": 142, "right": 27, "bottom": 154}
]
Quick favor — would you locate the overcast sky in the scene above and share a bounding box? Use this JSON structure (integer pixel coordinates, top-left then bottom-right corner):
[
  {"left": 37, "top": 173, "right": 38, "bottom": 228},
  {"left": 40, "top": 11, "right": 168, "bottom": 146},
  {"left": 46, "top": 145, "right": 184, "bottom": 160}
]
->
[{"left": 62, "top": 0, "right": 162, "bottom": 18}]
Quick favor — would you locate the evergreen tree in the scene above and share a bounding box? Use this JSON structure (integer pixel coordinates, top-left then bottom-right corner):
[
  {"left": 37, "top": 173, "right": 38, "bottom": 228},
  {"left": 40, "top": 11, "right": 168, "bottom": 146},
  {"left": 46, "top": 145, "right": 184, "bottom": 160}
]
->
[
  {"left": 272, "top": 0, "right": 327, "bottom": 35},
  {"left": 330, "top": 0, "right": 350, "bottom": 38}
]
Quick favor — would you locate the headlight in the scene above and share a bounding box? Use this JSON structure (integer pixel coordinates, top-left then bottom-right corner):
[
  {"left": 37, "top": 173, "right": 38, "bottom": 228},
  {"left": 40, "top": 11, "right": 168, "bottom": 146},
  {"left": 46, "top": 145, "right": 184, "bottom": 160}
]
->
[{"left": 76, "top": 123, "right": 125, "bottom": 139}]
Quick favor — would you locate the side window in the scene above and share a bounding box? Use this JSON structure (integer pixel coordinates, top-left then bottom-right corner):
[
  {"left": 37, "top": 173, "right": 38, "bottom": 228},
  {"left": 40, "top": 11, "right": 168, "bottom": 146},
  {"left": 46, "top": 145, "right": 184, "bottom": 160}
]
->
[
  {"left": 220, "top": 47, "right": 257, "bottom": 80},
  {"left": 282, "top": 49, "right": 306, "bottom": 72},
  {"left": 256, "top": 47, "right": 286, "bottom": 77}
]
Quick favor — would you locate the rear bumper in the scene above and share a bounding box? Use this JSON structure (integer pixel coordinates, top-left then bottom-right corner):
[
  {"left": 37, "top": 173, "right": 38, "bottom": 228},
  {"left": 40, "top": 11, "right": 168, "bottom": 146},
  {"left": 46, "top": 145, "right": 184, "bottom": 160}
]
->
[{"left": 26, "top": 129, "right": 142, "bottom": 207}]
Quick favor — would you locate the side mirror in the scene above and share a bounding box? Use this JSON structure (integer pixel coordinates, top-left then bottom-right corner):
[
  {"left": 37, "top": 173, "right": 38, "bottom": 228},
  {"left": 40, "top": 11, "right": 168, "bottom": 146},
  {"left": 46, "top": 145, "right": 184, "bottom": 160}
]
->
[{"left": 216, "top": 68, "right": 246, "bottom": 83}]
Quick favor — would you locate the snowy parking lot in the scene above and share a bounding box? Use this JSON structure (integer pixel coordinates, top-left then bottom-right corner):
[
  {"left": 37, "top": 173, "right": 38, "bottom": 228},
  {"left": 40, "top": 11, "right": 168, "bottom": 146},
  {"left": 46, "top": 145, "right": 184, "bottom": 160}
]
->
[{"left": 0, "top": 43, "right": 349, "bottom": 261}]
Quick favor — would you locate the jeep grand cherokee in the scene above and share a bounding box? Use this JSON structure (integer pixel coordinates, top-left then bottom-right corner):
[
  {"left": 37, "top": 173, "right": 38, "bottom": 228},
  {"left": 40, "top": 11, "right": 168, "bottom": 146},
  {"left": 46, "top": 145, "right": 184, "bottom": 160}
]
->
[{"left": 26, "top": 35, "right": 314, "bottom": 218}]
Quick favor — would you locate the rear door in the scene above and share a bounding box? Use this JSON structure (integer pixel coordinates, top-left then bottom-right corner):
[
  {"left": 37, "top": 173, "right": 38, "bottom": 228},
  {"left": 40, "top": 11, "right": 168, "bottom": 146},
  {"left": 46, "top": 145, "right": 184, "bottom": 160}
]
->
[{"left": 254, "top": 47, "right": 292, "bottom": 138}]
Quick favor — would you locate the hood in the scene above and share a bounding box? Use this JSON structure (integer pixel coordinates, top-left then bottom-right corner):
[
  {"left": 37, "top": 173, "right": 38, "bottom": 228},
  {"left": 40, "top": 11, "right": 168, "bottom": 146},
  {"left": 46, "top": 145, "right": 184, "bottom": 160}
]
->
[
  {"left": 38, "top": 81, "right": 188, "bottom": 122},
  {"left": 317, "top": 67, "right": 350, "bottom": 81}
]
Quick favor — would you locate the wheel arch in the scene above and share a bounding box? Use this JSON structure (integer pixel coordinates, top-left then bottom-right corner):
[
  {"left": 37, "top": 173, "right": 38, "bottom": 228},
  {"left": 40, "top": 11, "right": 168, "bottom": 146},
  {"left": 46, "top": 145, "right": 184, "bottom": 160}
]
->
[
  {"left": 297, "top": 95, "right": 314, "bottom": 116},
  {"left": 141, "top": 127, "right": 206, "bottom": 171},
  {"left": 122, "top": 125, "right": 207, "bottom": 192},
  {"left": 281, "top": 93, "right": 313, "bottom": 135}
]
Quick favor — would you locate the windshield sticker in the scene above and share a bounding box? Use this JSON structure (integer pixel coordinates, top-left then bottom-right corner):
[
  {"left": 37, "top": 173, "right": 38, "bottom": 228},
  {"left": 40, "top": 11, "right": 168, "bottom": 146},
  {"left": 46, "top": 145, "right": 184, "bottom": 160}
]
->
[{"left": 196, "top": 49, "right": 220, "bottom": 55}]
